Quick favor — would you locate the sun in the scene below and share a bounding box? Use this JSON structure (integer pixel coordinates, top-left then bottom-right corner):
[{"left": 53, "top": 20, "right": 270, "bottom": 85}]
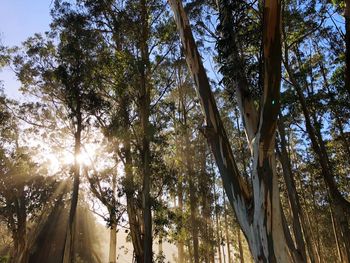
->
[
  {"left": 75, "top": 151, "right": 92, "bottom": 166},
  {"left": 46, "top": 143, "right": 99, "bottom": 173}
]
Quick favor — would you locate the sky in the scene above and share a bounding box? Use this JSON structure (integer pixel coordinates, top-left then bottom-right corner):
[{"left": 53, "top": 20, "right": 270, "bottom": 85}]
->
[{"left": 0, "top": 0, "right": 53, "bottom": 99}]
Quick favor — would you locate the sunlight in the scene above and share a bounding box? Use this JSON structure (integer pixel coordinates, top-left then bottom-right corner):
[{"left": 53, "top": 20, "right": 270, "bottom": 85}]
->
[
  {"left": 75, "top": 151, "right": 92, "bottom": 166},
  {"left": 46, "top": 143, "right": 100, "bottom": 173}
]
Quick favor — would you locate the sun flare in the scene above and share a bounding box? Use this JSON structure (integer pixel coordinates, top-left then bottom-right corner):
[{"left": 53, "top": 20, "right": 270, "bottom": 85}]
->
[{"left": 46, "top": 144, "right": 99, "bottom": 173}]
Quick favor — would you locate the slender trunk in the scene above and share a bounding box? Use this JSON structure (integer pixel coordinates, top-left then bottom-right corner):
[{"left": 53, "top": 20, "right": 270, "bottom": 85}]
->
[
  {"left": 276, "top": 118, "right": 307, "bottom": 262},
  {"left": 299, "top": 185, "right": 321, "bottom": 263},
  {"left": 108, "top": 223, "right": 117, "bottom": 263},
  {"left": 125, "top": 136, "right": 144, "bottom": 263},
  {"left": 119, "top": 97, "right": 144, "bottom": 263},
  {"left": 63, "top": 107, "right": 82, "bottom": 263},
  {"left": 201, "top": 153, "right": 214, "bottom": 263},
  {"left": 178, "top": 64, "right": 199, "bottom": 263},
  {"left": 139, "top": 0, "right": 152, "bottom": 261},
  {"left": 223, "top": 196, "right": 232, "bottom": 263},
  {"left": 330, "top": 205, "right": 343, "bottom": 263},
  {"left": 177, "top": 179, "right": 185, "bottom": 263},
  {"left": 183, "top": 115, "right": 199, "bottom": 263},
  {"left": 109, "top": 172, "right": 118, "bottom": 263},
  {"left": 216, "top": 216, "right": 222, "bottom": 263},
  {"left": 188, "top": 166, "right": 199, "bottom": 263},
  {"left": 238, "top": 230, "right": 245, "bottom": 263},
  {"left": 312, "top": 113, "right": 350, "bottom": 263},
  {"left": 285, "top": 58, "right": 350, "bottom": 263},
  {"left": 214, "top": 180, "right": 222, "bottom": 263},
  {"left": 221, "top": 227, "right": 226, "bottom": 263},
  {"left": 310, "top": 181, "right": 323, "bottom": 263}
]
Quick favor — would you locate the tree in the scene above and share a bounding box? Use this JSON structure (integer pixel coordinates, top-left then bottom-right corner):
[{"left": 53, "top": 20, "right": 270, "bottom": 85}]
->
[
  {"left": 168, "top": 0, "right": 302, "bottom": 261},
  {"left": 0, "top": 97, "right": 60, "bottom": 263}
]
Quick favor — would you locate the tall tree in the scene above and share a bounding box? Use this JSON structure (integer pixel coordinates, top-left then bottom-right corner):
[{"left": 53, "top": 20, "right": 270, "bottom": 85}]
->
[{"left": 168, "top": 0, "right": 303, "bottom": 261}]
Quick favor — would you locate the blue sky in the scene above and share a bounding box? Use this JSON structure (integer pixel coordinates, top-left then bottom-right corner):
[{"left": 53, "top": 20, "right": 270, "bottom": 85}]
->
[{"left": 0, "top": 0, "right": 52, "bottom": 99}]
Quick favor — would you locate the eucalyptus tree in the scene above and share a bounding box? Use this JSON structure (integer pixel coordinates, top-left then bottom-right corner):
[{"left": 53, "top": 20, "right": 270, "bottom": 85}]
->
[
  {"left": 167, "top": 0, "right": 309, "bottom": 261},
  {"left": 0, "top": 97, "right": 61, "bottom": 263},
  {"left": 14, "top": 6, "right": 106, "bottom": 260},
  {"left": 84, "top": 141, "right": 125, "bottom": 263},
  {"left": 62, "top": 1, "right": 179, "bottom": 262},
  {"left": 280, "top": 1, "right": 350, "bottom": 260}
]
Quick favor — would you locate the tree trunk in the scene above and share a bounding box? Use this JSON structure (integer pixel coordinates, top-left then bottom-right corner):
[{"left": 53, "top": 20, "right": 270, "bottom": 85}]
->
[
  {"left": 223, "top": 195, "right": 232, "bottom": 263},
  {"left": 299, "top": 182, "right": 321, "bottom": 263},
  {"left": 276, "top": 118, "right": 307, "bottom": 262},
  {"left": 214, "top": 177, "right": 222, "bottom": 263},
  {"left": 181, "top": 95, "right": 199, "bottom": 263},
  {"left": 120, "top": 99, "right": 144, "bottom": 263},
  {"left": 139, "top": 0, "right": 152, "bottom": 261},
  {"left": 108, "top": 223, "right": 117, "bottom": 263},
  {"left": 177, "top": 179, "right": 185, "bottom": 263},
  {"left": 330, "top": 204, "right": 343, "bottom": 263},
  {"left": 109, "top": 171, "right": 118, "bottom": 263},
  {"left": 200, "top": 143, "right": 214, "bottom": 263},
  {"left": 216, "top": 213, "right": 222, "bottom": 263},
  {"left": 187, "top": 151, "right": 199, "bottom": 263},
  {"left": 238, "top": 230, "right": 245, "bottom": 263},
  {"left": 63, "top": 108, "right": 82, "bottom": 263},
  {"left": 12, "top": 192, "right": 28, "bottom": 263},
  {"left": 168, "top": 0, "right": 298, "bottom": 261},
  {"left": 285, "top": 56, "right": 350, "bottom": 263}
]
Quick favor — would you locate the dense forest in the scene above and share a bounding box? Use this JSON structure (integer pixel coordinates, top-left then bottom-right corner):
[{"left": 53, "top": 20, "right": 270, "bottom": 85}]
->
[{"left": 0, "top": 0, "right": 349, "bottom": 262}]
